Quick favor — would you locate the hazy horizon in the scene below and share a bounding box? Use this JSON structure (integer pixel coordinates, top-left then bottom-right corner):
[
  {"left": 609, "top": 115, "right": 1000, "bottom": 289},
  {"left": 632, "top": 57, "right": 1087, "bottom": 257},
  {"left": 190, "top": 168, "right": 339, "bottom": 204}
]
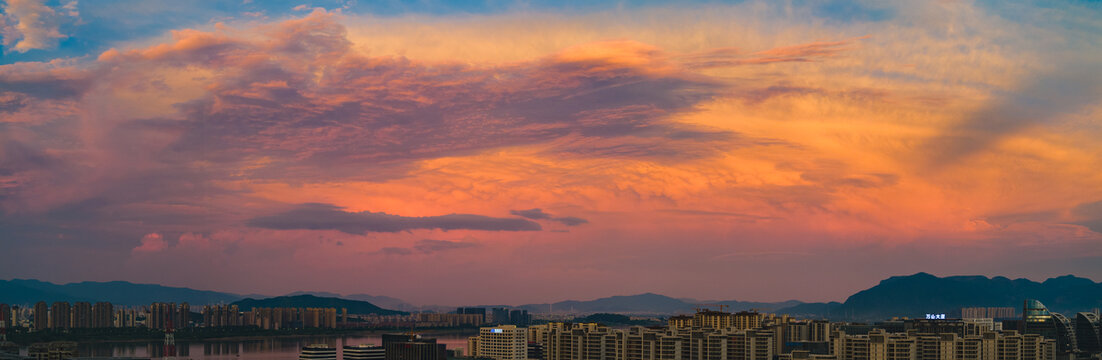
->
[{"left": 5, "top": 271, "right": 1100, "bottom": 307}]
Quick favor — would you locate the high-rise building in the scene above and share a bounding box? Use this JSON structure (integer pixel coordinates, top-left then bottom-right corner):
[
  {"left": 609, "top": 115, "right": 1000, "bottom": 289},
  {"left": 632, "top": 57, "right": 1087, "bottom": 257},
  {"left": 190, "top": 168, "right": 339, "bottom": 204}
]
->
[
  {"left": 669, "top": 315, "right": 693, "bottom": 329},
  {"left": 830, "top": 329, "right": 1055, "bottom": 360},
  {"left": 491, "top": 308, "right": 510, "bottom": 325},
  {"left": 178, "top": 302, "right": 190, "bottom": 328},
  {"left": 467, "top": 337, "right": 479, "bottom": 358},
  {"left": 49, "top": 302, "right": 71, "bottom": 330},
  {"left": 456, "top": 308, "right": 487, "bottom": 325},
  {"left": 1074, "top": 312, "right": 1101, "bottom": 354},
  {"left": 0, "top": 304, "right": 9, "bottom": 328},
  {"left": 299, "top": 344, "right": 337, "bottom": 360},
  {"left": 962, "top": 307, "right": 1017, "bottom": 320},
  {"left": 508, "top": 310, "right": 530, "bottom": 327},
  {"left": 115, "top": 308, "right": 138, "bottom": 328},
  {"left": 470, "top": 325, "right": 528, "bottom": 360},
  {"left": 770, "top": 319, "right": 832, "bottom": 353},
  {"left": 34, "top": 302, "right": 48, "bottom": 330},
  {"left": 416, "top": 313, "right": 484, "bottom": 327},
  {"left": 243, "top": 307, "right": 338, "bottom": 330},
  {"left": 695, "top": 310, "right": 734, "bottom": 330},
  {"left": 5, "top": 305, "right": 17, "bottom": 329},
  {"left": 302, "top": 307, "right": 337, "bottom": 328},
  {"left": 527, "top": 342, "right": 545, "bottom": 360},
  {"left": 71, "top": 302, "right": 92, "bottom": 328},
  {"left": 458, "top": 307, "right": 487, "bottom": 316},
  {"left": 202, "top": 304, "right": 243, "bottom": 327},
  {"left": 91, "top": 302, "right": 113, "bottom": 328},
  {"left": 1021, "top": 299, "right": 1078, "bottom": 354},
  {"left": 381, "top": 334, "right": 446, "bottom": 360},
  {"left": 529, "top": 322, "right": 774, "bottom": 360},
  {"left": 149, "top": 302, "right": 177, "bottom": 330},
  {"left": 733, "top": 311, "right": 765, "bottom": 330},
  {"left": 344, "top": 344, "right": 385, "bottom": 360}
]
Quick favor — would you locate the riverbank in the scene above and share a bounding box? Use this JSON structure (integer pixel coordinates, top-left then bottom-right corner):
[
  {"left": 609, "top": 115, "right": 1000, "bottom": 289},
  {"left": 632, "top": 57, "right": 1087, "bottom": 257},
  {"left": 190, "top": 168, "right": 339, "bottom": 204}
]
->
[{"left": 5, "top": 326, "right": 479, "bottom": 345}]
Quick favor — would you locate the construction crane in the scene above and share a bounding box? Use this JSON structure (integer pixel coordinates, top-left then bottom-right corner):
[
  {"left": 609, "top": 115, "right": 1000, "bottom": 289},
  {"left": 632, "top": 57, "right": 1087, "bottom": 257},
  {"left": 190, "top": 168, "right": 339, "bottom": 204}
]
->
[{"left": 695, "top": 304, "right": 730, "bottom": 313}]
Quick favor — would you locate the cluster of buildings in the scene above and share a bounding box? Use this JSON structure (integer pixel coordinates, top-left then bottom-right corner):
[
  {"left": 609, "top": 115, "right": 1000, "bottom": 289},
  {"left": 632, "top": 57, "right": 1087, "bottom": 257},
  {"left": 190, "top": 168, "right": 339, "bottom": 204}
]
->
[
  {"left": 243, "top": 307, "right": 339, "bottom": 330},
  {"left": 297, "top": 334, "right": 448, "bottom": 360},
  {"left": 199, "top": 304, "right": 340, "bottom": 329},
  {"left": 0, "top": 301, "right": 343, "bottom": 331},
  {"left": 1016, "top": 300, "right": 1101, "bottom": 356},
  {"left": 0, "top": 302, "right": 143, "bottom": 330},
  {"left": 0, "top": 301, "right": 537, "bottom": 333},
  {"left": 349, "top": 307, "right": 531, "bottom": 329},
  {"left": 458, "top": 300, "right": 1101, "bottom": 360},
  {"left": 461, "top": 321, "right": 1059, "bottom": 360}
]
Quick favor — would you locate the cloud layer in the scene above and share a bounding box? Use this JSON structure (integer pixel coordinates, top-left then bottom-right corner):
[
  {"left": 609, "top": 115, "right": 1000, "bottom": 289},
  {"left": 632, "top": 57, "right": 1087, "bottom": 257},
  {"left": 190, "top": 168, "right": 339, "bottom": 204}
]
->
[{"left": 1, "top": 1, "right": 1101, "bottom": 305}]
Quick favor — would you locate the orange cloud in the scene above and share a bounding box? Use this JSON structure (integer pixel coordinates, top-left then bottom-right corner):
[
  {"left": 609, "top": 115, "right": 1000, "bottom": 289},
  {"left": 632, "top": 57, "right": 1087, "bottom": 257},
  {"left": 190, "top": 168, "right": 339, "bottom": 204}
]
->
[{"left": 4, "top": 2, "right": 1102, "bottom": 304}]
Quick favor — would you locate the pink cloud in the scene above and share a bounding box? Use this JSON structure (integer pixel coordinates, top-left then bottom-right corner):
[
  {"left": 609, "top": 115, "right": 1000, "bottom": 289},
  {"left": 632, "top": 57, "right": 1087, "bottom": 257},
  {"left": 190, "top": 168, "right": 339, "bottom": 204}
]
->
[{"left": 131, "top": 233, "right": 167, "bottom": 254}]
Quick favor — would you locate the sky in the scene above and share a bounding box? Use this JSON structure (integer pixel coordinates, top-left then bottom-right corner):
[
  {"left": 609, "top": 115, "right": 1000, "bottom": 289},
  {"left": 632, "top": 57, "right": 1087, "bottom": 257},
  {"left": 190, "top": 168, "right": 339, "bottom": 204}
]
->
[{"left": 1, "top": 0, "right": 1101, "bottom": 306}]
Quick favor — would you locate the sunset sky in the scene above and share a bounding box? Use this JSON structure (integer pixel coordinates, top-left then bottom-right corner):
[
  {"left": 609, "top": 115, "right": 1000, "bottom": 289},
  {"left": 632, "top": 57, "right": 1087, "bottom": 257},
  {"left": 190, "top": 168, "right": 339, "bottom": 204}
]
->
[{"left": 1, "top": 0, "right": 1101, "bottom": 306}]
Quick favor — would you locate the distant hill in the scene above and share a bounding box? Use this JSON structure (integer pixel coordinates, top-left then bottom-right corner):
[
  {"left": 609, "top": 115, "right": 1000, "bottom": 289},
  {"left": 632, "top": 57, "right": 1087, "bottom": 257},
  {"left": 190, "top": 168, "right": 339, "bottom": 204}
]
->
[
  {"left": 286, "top": 291, "right": 343, "bottom": 298},
  {"left": 286, "top": 291, "right": 413, "bottom": 311},
  {"left": 714, "top": 299, "right": 804, "bottom": 312},
  {"left": 577, "top": 313, "right": 662, "bottom": 326},
  {"left": 0, "top": 279, "right": 243, "bottom": 306},
  {"left": 0, "top": 280, "right": 86, "bottom": 304},
  {"left": 0, "top": 280, "right": 413, "bottom": 311},
  {"left": 774, "top": 273, "right": 1102, "bottom": 321},
  {"left": 344, "top": 293, "right": 412, "bottom": 310},
  {"left": 230, "top": 295, "right": 407, "bottom": 315},
  {"left": 518, "top": 293, "right": 801, "bottom": 315}
]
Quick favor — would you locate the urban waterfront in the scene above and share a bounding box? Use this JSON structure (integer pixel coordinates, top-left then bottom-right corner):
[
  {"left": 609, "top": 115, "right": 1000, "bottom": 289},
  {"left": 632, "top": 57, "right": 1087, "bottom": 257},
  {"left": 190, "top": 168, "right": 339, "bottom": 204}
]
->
[{"left": 13, "top": 331, "right": 477, "bottom": 359}]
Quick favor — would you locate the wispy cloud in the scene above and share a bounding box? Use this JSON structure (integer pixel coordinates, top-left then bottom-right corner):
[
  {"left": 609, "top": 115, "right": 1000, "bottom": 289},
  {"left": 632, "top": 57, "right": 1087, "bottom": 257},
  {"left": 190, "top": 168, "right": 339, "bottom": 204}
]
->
[{"left": 922, "top": 62, "right": 1102, "bottom": 168}]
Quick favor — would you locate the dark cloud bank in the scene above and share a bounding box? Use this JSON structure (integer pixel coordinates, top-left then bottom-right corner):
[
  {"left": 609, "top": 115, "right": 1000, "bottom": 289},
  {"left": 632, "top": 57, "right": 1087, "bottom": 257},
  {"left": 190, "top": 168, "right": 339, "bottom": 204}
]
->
[
  {"left": 248, "top": 203, "right": 542, "bottom": 234},
  {"left": 510, "top": 208, "right": 588, "bottom": 226}
]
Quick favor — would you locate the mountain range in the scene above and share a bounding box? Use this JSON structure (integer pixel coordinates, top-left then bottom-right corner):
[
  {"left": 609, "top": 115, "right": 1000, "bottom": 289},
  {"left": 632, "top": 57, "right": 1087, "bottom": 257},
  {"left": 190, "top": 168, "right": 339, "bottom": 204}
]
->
[
  {"left": 4, "top": 273, "right": 1101, "bottom": 321},
  {"left": 0, "top": 279, "right": 409, "bottom": 313},
  {"left": 285, "top": 291, "right": 413, "bottom": 311},
  {"left": 513, "top": 293, "right": 802, "bottom": 315},
  {"left": 774, "top": 272, "right": 1102, "bottom": 321},
  {"left": 0, "top": 279, "right": 243, "bottom": 306}
]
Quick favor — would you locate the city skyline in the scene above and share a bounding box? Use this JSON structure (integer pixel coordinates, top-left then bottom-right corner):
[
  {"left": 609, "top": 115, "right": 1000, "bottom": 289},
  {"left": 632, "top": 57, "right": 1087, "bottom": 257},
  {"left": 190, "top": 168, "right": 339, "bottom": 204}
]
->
[{"left": 1, "top": 0, "right": 1101, "bottom": 306}]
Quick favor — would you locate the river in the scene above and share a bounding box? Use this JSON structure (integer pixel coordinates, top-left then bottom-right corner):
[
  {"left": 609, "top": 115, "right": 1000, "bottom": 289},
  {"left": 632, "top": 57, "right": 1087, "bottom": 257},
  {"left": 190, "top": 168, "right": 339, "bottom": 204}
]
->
[{"left": 16, "top": 330, "right": 479, "bottom": 359}]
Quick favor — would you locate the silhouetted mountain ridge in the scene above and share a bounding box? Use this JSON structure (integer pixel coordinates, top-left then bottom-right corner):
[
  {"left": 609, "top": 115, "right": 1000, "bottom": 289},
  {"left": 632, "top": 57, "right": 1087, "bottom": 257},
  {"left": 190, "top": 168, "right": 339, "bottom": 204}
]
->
[
  {"left": 230, "top": 295, "right": 407, "bottom": 315},
  {"left": 285, "top": 291, "right": 413, "bottom": 310},
  {"left": 0, "top": 279, "right": 242, "bottom": 306},
  {"left": 516, "top": 293, "right": 801, "bottom": 315},
  {"left": 6, "top": 274, "right": 1100, "bottom": 320}
]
